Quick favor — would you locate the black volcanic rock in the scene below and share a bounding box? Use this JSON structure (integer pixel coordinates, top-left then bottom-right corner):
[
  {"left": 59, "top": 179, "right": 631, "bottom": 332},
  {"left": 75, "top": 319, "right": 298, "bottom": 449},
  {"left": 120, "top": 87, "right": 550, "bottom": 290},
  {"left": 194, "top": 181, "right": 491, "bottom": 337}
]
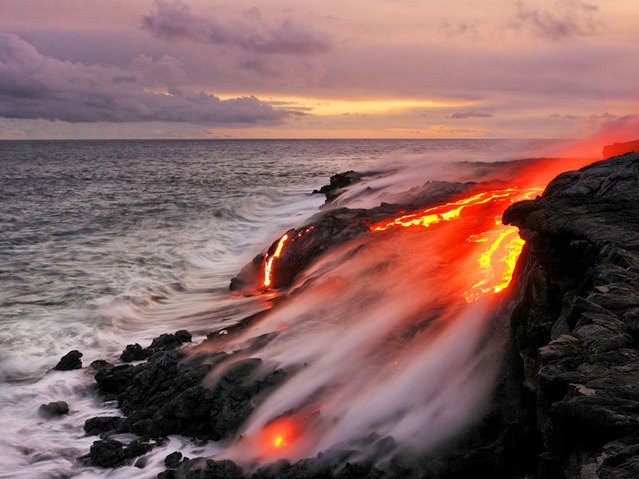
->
[
  {"left": 502, "top": 153, "right": 639, "bottom": 478},
  {"left": 91, "top": 348, "right": 287, "bottom": 441},
  {"left": 119, "top": 330, "right": 192, "bottom": 363},
  {"left": 161, "top": 458, "right": 246, "bottom": 479},
  {"left": 84, "top": 416, "right": 126, "bottom": 436},
  {"left": 313, "top": 170, "right": 363, "bottom": 204},
  {"left": 38, "top": 401, "right": 69, "bottom": 418},
  {"left": 53, "top": 350, "right": 83, "bottom": 370},
  {"left": 79, "top": 438, "right": 154, "bottom": 468}
]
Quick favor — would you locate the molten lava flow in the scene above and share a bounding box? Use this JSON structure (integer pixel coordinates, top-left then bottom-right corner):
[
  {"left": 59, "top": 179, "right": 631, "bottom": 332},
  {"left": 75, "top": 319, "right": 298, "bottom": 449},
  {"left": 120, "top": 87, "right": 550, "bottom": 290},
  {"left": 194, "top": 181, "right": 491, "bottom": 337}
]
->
[
  {"left": 260, "top": 417, "right": 299, "bottom": 452},
  {"left": 371, "top": 186, "right": 543, "bottom": 302},
  {"left": 263, "top": 226, "right": 314, "bottom": 290},
  {"left": 463, "top": 220, "right": 526, "bottom": 302},
  {"left": 263, "top": 233, "right": 289, "bottom": 288},
  {"left": 371, "top": 188, "right": 531, "bottom": 232}
]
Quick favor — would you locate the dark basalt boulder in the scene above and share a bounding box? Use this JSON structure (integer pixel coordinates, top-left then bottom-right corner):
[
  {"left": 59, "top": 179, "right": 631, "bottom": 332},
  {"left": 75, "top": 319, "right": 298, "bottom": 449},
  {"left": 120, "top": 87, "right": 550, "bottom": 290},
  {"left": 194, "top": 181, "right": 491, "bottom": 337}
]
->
[
  {"left": 38, "top": 401, "right": 69, "bottom": 418},
  {"left": 502, "top": 152, "right": 639, "bottom": 478},
  {"left": 53, "top": 350, "right": 83, "bottom": 370},
  {"left": 159, "top": 458, "right": 246, "bottom": 479},
  {"left": 84, "top": 416, "right": 126, "bottom": 436}
]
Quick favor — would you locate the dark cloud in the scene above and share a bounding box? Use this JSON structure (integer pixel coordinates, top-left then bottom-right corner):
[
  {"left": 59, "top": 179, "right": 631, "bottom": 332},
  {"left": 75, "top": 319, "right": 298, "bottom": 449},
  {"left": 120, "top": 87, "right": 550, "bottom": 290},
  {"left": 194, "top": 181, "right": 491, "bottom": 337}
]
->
[
  {"left": 450, "top": 111, "right": 493, "bottom": 119},
  {"left": 0, "top": 33, "right": 288, "bottom": 124},
  {"left": 511, "top": 0, "right": 601, "bottom": 41},
  {"left": 142, "top": 0, "right": 331, "bottom": 55}
]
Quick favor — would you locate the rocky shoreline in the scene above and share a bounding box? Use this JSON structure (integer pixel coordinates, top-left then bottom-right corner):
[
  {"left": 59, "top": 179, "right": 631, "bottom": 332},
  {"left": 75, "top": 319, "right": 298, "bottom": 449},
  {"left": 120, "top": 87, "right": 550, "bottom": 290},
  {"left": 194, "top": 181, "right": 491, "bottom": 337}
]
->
[{"left": 50, "top": 152, "right": 639, "bottom": 478}]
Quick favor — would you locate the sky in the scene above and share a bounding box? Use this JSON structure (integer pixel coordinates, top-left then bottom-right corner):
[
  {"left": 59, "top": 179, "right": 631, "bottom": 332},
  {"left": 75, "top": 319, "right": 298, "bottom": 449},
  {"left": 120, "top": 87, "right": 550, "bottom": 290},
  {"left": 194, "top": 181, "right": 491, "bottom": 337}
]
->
[{"left": 0, "top": 0, "right": 638, "bottom": 139}]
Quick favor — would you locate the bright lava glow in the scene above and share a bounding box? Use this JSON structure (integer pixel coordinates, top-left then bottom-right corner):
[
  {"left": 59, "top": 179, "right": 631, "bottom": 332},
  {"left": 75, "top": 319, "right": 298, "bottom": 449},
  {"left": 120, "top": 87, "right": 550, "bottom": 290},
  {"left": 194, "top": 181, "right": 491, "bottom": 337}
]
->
[
  {"left": 261, "top": 417, "right": 299, "bottom": 452},
  {"left": 263, "top": 233, "right": 289, "bottom": 288},
  {"left": 371, "top": 187, "right": 543, "bottom": 302}
]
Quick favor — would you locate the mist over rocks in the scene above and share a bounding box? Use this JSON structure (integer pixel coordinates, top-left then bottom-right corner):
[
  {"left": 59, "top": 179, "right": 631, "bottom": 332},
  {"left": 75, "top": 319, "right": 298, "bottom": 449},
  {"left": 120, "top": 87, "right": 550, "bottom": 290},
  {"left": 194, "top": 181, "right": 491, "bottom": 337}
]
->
[
  {"left": 82, "top": 329, "right": 289, "bottom": 469},
  {"left": 230, "top": 177, "right": 471, "bottom": 292},
  {"left": 75, "top": 153, "right": 639, "bottom": 478},
  {"left": 312, "top": 170, "right": 364, "bottom": 204}
]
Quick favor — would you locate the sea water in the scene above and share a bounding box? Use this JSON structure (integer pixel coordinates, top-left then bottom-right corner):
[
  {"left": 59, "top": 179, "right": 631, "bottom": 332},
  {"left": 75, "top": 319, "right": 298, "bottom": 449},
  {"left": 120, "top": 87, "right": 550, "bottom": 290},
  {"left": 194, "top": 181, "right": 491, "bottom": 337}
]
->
[{"left": 0, "top": 138, "right": 560, "bottom": 478}]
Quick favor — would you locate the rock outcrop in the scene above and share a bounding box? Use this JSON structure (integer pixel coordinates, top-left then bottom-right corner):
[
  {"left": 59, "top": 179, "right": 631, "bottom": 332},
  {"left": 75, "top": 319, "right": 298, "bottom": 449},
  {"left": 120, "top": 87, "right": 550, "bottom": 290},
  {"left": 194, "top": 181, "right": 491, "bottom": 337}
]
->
[
  {"left": 230, "top": 181, "right": 470, "bottom": 292},
  {"left": 503, "top": 152, "right": 639, "bottom": 478},
  {"left": 53, "top": 349, "right": 83, "bottom": 370},
  {"left": 312, "top": 170, "right": 364, "bottom": 204}
]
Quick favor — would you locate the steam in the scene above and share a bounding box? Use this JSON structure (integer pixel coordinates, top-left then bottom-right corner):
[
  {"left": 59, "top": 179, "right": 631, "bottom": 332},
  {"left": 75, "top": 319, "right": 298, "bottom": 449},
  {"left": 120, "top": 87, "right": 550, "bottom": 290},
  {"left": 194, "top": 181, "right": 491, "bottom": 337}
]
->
[
  {"left": 191, "top": 152, "right": 601, "bottom": 467},
  {"left": 205, "top": 207, "right": 514, "bottom": 464}
]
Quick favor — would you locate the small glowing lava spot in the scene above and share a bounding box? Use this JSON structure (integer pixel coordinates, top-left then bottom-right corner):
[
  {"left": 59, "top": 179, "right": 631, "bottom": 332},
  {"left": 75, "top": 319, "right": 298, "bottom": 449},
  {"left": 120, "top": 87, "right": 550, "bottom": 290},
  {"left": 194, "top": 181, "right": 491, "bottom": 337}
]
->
[{"left": 262, "top": 418, "right": 299, "bottom": 452}]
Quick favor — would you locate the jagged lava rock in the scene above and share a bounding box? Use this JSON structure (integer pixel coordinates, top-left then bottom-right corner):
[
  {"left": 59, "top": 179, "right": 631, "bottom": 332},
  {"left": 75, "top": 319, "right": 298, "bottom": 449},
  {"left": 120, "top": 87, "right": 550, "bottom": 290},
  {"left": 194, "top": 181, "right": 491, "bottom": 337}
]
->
[
  {"left": 503, "top": 153, "right": 639, "bottom": 478},
  {"left": 312, "top": 170, "right": 363, "bottom": 204},
  {"left": 53, "top": 349, "right": 83, "bottom": 370},
  {"left": 119, "top": 329, "right": 192, "bottom": 362}
]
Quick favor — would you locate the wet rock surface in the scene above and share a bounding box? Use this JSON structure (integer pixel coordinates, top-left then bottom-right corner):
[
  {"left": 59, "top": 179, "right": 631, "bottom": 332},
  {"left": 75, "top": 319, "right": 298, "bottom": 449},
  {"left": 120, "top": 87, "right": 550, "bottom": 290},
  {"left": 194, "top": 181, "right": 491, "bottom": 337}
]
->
[
  {"left": 79, "top": 437, "right": 157, "bottom": 468},
  {"left": 81, "top": 330, "right": 288, "bottom": 468},
  {"left": 53, "top": 349, "right": 83, "bottom": 370},
  {"left": 38, "top": 400, "right": 69, "bottom": 418},
  {"left": 89, "top": 333, "right": 286, "bottom": 443},
  {"left": 312, "top": 170, "right": 364, "bottom": 204},
  {"left": 119, "top": 329, "right": 192, "bottom": 362}
]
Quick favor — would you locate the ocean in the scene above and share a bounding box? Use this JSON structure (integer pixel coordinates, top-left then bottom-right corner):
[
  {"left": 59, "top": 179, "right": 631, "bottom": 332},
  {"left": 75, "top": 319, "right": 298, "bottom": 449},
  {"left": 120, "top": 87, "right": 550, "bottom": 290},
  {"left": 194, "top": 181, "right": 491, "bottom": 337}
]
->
[{"left": 0, "top": 138, "right": 564, "bottom": 478}]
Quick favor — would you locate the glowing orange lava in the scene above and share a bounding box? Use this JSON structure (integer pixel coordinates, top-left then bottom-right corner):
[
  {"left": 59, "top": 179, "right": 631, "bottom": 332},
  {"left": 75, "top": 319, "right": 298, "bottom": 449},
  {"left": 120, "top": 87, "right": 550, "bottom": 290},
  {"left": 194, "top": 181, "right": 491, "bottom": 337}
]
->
[
  {"left": 371, "top": 188, "right": 535, "bottom": 232},
  {"left": 371, "top": 186, "right": 543, "bottom": 302},
  {"left": 264, "top": 233, "right": 289, "bottom": 288},
  {"left": 261, "top": 417, "right": 299, "bottom": 452}
]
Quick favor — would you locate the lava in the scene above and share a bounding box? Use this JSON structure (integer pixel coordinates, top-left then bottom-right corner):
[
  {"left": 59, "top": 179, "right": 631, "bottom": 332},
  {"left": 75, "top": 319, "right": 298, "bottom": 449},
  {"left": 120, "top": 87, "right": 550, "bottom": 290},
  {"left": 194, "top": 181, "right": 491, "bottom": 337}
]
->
[
  {"left": 260, "top": 417, "right": 299, "bottom": 453},
  {"left": 262, "top": 226, "right": 316, "bottom": 289},
  {"left": 263, "top": 233, "right": 289, "bottom": 288},
  {"left": 227, "top": 157, "right": 603, "bottom": 464},
  {"left": 370, "top": 186, "right": 543, "bottom": 302}
]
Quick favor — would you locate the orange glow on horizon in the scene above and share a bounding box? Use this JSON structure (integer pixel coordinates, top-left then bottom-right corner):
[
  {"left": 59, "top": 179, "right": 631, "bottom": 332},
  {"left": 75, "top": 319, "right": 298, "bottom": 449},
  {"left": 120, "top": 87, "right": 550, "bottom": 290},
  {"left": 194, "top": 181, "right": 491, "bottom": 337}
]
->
[{"left": 214, "top": 93, "right": 477, "bottom": 116}]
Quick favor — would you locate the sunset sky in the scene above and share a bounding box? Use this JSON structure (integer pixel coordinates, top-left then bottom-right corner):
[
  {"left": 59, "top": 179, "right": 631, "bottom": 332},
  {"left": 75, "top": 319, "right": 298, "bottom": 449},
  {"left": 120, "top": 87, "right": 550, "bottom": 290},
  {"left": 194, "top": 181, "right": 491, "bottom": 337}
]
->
[{"left": 1, "top": 0, "right": 638, "bottom": 139}]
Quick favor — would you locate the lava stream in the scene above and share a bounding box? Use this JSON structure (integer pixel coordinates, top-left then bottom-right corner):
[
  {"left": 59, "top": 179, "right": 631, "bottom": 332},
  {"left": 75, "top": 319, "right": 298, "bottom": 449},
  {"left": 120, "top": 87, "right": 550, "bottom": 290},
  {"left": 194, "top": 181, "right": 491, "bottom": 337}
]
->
[
  {"left": 263, "top": 233, "right": 289, "bottom": 288},
  {"left": 369, "top": 186, "right": 543, "bottom": 302},
  {"left": 220, "top": 159, "right": 599, "bottom": 464}
]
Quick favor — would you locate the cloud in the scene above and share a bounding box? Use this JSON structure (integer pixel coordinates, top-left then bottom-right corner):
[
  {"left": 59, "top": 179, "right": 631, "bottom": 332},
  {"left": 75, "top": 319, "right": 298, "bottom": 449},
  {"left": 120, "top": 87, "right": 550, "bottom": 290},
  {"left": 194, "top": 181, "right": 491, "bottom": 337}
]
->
[
  {"left": 450, "top": 111, "right": 493, "bottom": 119},
  {"left": 142, "top": 0, "right": 331, "bottom": 55},
  {"left": 440, "top": 19, "right": 480, "bottom": 39},
  {"left": 0, "top": 33, "right": 288, "bottom": 124},
  {"left": 511, "top": 0, "right": 602, "bottom": 41}
]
